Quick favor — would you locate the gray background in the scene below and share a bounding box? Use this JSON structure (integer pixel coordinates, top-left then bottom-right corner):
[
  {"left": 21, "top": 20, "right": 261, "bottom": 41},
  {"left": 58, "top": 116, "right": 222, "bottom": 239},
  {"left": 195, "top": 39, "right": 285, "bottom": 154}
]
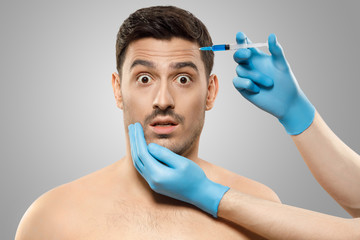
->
[{"left": 1, "top": 0, "right": 359, "bottom": 239}]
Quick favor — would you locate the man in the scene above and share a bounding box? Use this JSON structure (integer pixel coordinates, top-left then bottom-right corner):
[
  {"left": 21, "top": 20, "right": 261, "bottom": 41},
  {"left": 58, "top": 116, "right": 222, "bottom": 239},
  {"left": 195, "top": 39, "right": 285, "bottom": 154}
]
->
[{"left": 15, "top": 6, "right": 280, "bottom": 240}]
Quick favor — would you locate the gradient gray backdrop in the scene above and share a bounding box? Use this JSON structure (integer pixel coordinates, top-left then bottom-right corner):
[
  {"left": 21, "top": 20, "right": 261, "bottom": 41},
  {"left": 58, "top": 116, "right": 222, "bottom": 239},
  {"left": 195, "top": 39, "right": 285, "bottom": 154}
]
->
[{"left": 1, "top": 0, "right": 359, "bottom": 239}]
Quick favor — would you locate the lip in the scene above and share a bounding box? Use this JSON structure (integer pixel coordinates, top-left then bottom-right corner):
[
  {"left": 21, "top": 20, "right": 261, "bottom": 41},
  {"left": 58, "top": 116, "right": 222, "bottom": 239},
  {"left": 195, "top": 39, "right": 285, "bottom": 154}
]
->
[
  {"left": 150, "top": 125, "right": 178, "bottom": 135},
  {"left": 149, "top": 117, "right": 179, "bottom": 135}
]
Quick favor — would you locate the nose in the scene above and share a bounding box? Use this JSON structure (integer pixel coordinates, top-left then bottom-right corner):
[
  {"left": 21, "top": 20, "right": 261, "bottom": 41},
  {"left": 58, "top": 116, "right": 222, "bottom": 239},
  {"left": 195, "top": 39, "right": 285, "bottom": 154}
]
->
[{"left": 152, "top": 81, "right": 175, "bottom": 111}]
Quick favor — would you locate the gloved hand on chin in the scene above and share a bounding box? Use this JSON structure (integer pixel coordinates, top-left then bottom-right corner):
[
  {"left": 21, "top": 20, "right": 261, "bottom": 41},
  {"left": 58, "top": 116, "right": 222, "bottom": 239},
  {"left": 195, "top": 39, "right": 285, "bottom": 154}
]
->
[
  {"left": 233, "top": 32, "right": 315, "bottom": 135},
  {"left": 128, "top": 122, "right": 230, "bottom": 218}
]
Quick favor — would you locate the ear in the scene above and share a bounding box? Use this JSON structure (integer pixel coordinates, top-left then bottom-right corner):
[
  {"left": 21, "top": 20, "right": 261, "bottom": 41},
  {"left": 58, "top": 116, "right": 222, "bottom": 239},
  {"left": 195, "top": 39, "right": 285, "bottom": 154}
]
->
[
  {"left": 205, "top": 74, "right": 219, "bottom": 111},
  {"left": 112, "top": 72, "right": 123, "bottom": 109}
]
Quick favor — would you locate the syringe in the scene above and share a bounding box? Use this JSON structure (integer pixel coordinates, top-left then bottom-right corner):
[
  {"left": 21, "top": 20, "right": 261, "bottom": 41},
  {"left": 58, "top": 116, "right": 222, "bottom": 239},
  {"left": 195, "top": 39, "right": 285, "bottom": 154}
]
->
[{"left": 199, "top": 42, "right": 268, "bottom": 51}]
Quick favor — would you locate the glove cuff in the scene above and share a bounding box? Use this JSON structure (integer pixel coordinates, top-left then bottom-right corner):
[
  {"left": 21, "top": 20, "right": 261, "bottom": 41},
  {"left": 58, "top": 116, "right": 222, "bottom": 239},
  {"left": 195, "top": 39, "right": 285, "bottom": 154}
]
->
[
  {"left": 279, "top": 90, "right": 315, "bottom": 135},
  {"left": 195, "top": 180, "right": 230, "bottom": 218}
]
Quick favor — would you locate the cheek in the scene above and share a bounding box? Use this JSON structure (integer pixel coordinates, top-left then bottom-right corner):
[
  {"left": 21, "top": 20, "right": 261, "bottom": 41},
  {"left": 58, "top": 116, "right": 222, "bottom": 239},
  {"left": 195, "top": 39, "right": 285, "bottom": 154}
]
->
[
  {"left": 122, "top": 91, "right": 152, "bottom": 125},
  {"left": 178, "top": 91, "right": 207, "bottom": 122}
]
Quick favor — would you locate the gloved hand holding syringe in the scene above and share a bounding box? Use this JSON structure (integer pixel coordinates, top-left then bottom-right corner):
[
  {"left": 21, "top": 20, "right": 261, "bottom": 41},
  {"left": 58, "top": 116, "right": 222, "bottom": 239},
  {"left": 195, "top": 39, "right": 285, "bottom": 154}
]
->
[{"left": 200, "top": 32, "right": 314, "bottom": 135}]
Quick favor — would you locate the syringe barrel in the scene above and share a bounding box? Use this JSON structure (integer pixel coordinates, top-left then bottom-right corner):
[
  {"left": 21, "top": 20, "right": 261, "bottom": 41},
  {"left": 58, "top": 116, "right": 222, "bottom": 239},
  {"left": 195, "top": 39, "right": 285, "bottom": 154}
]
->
[{"left": 211, "top": 44, "right": 229, "bottom": 51}]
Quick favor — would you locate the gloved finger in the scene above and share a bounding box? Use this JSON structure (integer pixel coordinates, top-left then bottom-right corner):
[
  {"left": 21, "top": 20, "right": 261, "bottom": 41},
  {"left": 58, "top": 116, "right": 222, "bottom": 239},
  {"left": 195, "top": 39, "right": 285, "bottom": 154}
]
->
[
  {"left": 148, "top": 143, "right": 183, "bottom": 169},
  {"left": 236, "top": 31, "right": 262, "bottom": 55},
  {"left": 233, "top": 48, "right": 251, "bottom": 64},
  {"left": 134, "top": 122, "right": 162, "bottom": 171},
  {"left": 236, "top": 65, "right": 274, "bottom": 88},
  {"left": 268, "top": 33, "right": 288, "bottom": 70},
  {"left": 128, "top": 124, "right": 145, "bottom": 173},
  {"left": 134, "top": 161, "right": 143, "bottom": 174},
  {"left": 128, "top": 124, "right": 142, "bottom": 166},
  {"left": 233, "top": 76, "right": 260, "bottom": 94},
  {"left": 236, "top": 31, "right": 247, "bottom": 44}
]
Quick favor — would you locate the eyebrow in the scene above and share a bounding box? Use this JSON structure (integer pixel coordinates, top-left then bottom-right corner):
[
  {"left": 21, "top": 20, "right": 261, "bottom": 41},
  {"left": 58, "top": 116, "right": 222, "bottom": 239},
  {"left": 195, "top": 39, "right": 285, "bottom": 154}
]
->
[
  {"left": 130, "top": 59, "right": 155, "bottom": 70},
  {"left": 130, "top": 59, "right": 199, "bottom": 73},
  {"left": 170, "top": 61, "right": 198, "bottom": 73}
]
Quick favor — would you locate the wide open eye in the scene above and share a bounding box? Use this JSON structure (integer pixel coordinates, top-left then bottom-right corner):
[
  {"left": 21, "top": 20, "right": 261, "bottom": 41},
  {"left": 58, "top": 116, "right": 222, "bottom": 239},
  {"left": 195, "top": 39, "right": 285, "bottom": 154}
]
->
[
  {"left": 175, "top": 75, "right": 191, "bottom": 85},
  {"left": 137, "top": 74, "right": 153, "bottom": 84}
]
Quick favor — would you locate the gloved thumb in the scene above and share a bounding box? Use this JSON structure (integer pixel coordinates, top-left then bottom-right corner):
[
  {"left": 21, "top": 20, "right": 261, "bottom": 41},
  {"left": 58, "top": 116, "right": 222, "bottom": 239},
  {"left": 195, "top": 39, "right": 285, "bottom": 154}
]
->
[{"left": 148, "top": 143, "right": 181, "bottom": 169}]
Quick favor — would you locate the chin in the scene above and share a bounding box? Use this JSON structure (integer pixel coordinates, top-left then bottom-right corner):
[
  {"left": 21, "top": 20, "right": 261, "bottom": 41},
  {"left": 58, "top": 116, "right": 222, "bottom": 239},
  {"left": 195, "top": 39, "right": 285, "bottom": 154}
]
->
[
  {"left": 144, "top": 129, "right": 199, "bottom": 157},
  {"left": 154, "top": 138, "right": 196, "bottom": 157},
  {"left": 150, "top": 137, "right": 175, "bottom": 148}
]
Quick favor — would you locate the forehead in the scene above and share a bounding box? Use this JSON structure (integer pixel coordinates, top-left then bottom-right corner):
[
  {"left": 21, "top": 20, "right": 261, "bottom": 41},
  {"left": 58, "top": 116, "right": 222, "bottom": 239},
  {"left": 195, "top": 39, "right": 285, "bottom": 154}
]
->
[{"left": 123, "top": 38, "right": 205, "bottom": 73}]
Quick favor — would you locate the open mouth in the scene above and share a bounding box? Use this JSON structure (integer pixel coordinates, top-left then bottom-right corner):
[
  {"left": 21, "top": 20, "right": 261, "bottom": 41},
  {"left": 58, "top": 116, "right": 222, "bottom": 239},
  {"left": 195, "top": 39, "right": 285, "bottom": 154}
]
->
[
  {"left": 150, "top": 118, "right": 179, "bottom": 127},
  {"left": 149, "top": 118, "right": 179, "bottom": 134}
]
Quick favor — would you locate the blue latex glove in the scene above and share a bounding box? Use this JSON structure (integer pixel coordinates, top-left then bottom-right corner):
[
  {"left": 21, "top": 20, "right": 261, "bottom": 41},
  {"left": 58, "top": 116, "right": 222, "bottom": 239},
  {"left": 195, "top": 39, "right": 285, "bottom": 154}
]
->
[
  {"left": 233, "top": 32, "right": 315, "bottom": 135},
  {"left": 128, "top": 122, "right": 230, "bottom": 218}
]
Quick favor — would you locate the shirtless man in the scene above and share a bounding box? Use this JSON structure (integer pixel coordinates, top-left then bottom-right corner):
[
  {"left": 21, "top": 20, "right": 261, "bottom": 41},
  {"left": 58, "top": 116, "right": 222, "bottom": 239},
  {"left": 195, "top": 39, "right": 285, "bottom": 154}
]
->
[{"left": 15, "top": 6, "right": 280, "bottom": 240}]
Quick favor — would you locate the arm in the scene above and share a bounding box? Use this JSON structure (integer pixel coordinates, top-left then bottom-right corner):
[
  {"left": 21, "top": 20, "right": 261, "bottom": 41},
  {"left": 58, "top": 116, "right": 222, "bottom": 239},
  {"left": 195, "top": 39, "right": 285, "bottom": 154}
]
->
[
  {"left": 233, "top": 32, "right": 360, "bottom": 216},
  {"left": 292, "top": 111, "right": 360, "bottom": 217},
  {"left": 218, "top": 188, "right": 360, "bottom": 240}
]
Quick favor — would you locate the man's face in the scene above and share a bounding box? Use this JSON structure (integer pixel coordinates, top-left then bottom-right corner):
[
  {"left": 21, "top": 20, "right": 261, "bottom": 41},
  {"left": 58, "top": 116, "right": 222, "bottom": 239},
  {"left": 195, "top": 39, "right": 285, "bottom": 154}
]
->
[{"left": 113, "top": 37, "right": 217, "bottom": 157}]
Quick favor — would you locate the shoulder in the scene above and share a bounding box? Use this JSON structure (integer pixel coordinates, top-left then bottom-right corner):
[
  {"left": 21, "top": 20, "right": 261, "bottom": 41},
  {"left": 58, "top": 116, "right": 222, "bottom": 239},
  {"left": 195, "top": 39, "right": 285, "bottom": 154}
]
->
[
  {"left": 15, "top": 163, "right": 115, "bottom": 240},
  {"left": 15, "top": 181, "right": 79, "bottom": 239},
  {"left": 200, "top": 160, "right": 281, "bottom": 203}
]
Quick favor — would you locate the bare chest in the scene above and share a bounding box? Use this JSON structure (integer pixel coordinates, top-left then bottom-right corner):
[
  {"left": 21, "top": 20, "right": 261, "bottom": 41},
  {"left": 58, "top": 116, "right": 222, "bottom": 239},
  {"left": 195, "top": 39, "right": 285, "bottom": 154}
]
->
[{"left": 70, "top": 200, "right": 262, "bottom": 240}]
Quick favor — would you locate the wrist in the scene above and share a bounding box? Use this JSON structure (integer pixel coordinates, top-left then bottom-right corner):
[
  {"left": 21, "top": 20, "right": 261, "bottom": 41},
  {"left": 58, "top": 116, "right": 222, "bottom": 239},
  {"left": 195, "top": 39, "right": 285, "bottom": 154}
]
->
[
  {"left": 279, "top": 90, "right": 315, "bottom": 135},
  {"left": 194, "top": 179, "right": 230, "bottom": 218}
]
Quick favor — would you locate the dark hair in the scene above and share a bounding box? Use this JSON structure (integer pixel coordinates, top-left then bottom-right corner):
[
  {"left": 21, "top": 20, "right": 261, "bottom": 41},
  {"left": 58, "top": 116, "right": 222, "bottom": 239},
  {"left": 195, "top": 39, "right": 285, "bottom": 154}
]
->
[{"left": 115, "top": 6, "right": 214, "bottom": 77}]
